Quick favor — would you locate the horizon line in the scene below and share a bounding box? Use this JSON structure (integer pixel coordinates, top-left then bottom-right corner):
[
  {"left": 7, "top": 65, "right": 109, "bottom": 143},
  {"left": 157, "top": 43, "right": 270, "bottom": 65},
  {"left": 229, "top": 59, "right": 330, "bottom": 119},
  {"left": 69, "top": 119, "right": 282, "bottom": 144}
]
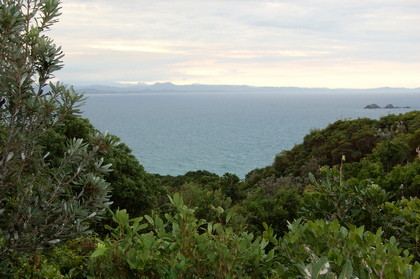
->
[{"left": 71, "top": 81, "right": 420, "bottom": 91}]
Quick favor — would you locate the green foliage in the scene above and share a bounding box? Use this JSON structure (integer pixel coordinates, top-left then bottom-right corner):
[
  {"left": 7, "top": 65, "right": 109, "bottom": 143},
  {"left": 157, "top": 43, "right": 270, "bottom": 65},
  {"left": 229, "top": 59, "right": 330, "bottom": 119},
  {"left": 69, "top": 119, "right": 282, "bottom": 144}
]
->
[
  {"left": 82, "top": 110, "right": 420, "bottom": 277},
  {"left": 39, "top": 116, "right": 96, "bottom": 166},
  {"left": 102, "top": 140, "right": 164, "bottom": 217},
  {"left": 158, "top": 171, "right": 241, "bottom": 203},
  {"left": 157, "top": 170, "right": 244, "bottom": 226},
  {"left": 48, "top": 236, "right": 94, "bottom": 278},
  {"left": 300, "top": 166, "right": 393, "bottom": 232},
  {"left": 157, "top": 170, "right": 221, "bottom": 189},
  {"left": 220, "top": 172, "right": 241, "bottom": 202},
  {"left": 382, "top": 159, "right": 420, "bottom": 198},
  {"left": 89, "top": 193, "right": 277, "bottom": 278},
  {"left": 385, "top": 197, "right": 420, "bottom": 261},
  {"left": 2, "top": 252, "right": 63, "bottom": 279},
  {"left": 343, "top": 159, "right": 384, "bottom": 182},
  {"left": 243, "top": 166, "right": 277, "bottom": 190},
  {"left": 255, "top": 174, "right": 305, "bottom": 194},
  {"left": 89, "top": 193, "right": 420, "bottom": 278},
  {"left": 249, "top": 112, "right": 420, "bottom": 193},
  {"left": 40, "top": 114, "right": 165, "bottom": 219},
  {"left": 272, "top": 118, "right": 379, "bottom": 178},
  {"left": 237, "top": 185, "right": 301, "bottom": 236},
  {"left": 176, "top": 182, "right": 232, "bottom": 223},
  {"left": 2, "top": 235, "right": 94, "bottom": 278},
  {"left": 268, "top": 218, "right": 420, "bottom": 278},
  {"left": 369, "top": 140, "right": 412, "bottom": 172},
  {"left": 0, "top": 0, "right": 117, "bottom": 261},
  {"left": 297, "top": 163, "right": 420, "bottom": 270}
]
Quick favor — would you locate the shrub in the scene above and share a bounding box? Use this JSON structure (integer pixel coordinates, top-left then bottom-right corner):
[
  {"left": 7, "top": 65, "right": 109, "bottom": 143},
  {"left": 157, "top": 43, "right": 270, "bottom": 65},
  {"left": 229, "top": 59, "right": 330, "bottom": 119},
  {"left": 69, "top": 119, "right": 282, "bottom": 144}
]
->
[
  {"left": 265, "top": 218, "right": 420, "bottom": 278},
  {"left": 89, "top": 193, "right": 277, "bottom": 278},
  {"left": 0, "top": 0, "right": 116, "bottom": 263}
]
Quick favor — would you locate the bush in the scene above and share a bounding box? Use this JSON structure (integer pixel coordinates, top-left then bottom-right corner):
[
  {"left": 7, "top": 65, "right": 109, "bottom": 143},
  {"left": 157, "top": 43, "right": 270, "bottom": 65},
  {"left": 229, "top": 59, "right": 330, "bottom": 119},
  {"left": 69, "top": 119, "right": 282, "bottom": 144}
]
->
[
  {"left": 89, "top": 193, "right": 277, "bottom": 278},
  {"left": 265, "top": 218, "right": 420, "bottom": 278},
  {"left": 300, "top": 166, "right": 392, "bottom": 231},
  {"left": 385, "top": 197, "right": 420, "bottom": 261},
  {"left": 0, "top": 0, "right": 117, "bottom": 261}
]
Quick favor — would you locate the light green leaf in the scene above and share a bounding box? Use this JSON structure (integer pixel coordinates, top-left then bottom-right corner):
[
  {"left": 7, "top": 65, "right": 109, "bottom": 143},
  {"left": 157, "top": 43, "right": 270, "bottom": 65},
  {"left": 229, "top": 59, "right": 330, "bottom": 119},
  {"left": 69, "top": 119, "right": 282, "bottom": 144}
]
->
[
  {"left": 312, "top": 257, "right": 330, "bottom": 278},
  {"left": 144, "top": 215, "right": 154, "bottom": 226},
  {"left": 91, "top": 247, "right": 108, "bottom": 258},
  {"left": 338, "top": 260, "right": 354, "bottom": 279}
]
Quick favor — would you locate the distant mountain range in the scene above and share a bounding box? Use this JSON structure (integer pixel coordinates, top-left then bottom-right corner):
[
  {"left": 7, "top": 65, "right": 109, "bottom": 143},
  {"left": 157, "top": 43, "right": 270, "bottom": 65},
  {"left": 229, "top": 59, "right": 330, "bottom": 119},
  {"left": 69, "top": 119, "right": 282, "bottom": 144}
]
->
[{"left": 73, "top": 82, "right": 420, "bottom": 94}]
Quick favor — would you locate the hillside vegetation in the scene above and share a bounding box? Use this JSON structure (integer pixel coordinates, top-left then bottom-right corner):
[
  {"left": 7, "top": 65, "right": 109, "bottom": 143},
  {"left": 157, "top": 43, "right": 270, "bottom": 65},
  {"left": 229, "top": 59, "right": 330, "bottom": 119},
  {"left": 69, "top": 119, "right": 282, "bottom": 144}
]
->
[{"left": 1, "top": 1, "right": 420, "bottom": 278}]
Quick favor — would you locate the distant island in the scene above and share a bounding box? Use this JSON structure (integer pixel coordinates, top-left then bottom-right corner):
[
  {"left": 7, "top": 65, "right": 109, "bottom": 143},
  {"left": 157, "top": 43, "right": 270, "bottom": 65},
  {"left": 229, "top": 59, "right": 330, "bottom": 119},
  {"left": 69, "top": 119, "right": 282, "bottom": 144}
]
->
[
  {"left": 364, "top": 103, "right": 411, "bottom": 109},
  {"left": 70, "top": 82, "right": 420, "bottom": 95}
]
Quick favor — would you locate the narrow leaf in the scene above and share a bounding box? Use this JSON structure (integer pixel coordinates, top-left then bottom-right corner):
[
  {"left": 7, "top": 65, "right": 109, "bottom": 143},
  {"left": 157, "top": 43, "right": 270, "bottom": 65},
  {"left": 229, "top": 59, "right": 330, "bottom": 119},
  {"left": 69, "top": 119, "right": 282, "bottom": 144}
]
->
[
  {"left": 338, "top": 260, "right": 353, "bottom": 279},
  {"left": 91, "top": 247, "right": 108, "bottom": 258}
]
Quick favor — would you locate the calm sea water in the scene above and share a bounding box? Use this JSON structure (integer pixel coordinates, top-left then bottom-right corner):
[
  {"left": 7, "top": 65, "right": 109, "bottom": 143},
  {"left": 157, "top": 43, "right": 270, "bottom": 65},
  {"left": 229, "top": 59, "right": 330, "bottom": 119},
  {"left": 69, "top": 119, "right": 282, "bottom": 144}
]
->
[{"left": 81, "top": 91, "right": 419, "bottom": 178}]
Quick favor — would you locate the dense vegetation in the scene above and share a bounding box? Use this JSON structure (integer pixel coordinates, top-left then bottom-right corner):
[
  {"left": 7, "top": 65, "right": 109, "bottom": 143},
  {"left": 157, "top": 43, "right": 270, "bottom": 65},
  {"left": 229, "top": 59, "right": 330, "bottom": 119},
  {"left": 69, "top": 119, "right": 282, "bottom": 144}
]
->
[{"left": 1, "top": 0, "right": 420, "bottom": 278}]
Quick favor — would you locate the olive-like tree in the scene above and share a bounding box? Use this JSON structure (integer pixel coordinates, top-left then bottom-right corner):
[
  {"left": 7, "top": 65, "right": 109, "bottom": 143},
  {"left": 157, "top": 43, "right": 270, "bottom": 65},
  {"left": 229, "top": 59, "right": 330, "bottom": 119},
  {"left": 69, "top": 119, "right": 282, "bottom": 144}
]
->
[{"left": 0, "top": 0, "right": 117, "bottom": 258}]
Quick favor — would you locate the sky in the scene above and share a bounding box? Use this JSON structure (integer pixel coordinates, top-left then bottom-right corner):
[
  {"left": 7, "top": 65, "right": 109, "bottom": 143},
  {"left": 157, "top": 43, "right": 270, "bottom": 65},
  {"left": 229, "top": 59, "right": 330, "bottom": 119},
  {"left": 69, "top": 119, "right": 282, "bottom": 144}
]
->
[{"left": 48, "top": 0, "right": 420, "bottom": 89}]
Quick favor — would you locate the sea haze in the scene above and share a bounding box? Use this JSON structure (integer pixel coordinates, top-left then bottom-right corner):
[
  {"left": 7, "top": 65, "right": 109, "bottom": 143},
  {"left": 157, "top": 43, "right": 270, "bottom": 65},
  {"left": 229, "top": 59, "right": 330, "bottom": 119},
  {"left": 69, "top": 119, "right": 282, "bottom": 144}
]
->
[{"left": 81, "top": 91, "right": 419, "bottom": 178}]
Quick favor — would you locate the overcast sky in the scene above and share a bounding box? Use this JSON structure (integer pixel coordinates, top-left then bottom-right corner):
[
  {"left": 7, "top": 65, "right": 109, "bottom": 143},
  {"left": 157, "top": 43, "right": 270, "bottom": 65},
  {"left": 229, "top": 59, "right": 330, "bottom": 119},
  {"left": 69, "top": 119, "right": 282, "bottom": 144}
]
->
[{"left": 49, "top": 0, "right": 420, "bottom": 88}]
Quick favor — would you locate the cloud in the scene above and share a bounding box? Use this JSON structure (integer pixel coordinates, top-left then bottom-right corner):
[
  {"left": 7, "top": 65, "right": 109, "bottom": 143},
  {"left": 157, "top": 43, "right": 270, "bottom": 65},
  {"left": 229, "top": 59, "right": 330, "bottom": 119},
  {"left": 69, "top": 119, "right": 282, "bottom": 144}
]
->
[
  {"left": 88, "top": 41, "right": 188, "bottom": 54},
  {"left": 49, "top": 0, "right": 420, "bottom": 88}
]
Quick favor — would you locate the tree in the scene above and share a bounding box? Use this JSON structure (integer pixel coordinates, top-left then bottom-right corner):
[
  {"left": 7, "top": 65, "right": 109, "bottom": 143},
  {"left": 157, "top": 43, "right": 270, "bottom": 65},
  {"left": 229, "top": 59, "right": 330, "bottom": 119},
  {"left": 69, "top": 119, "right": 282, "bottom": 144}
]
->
[
  {"left": 237, "top": 185, "right": 301, "bottom": 236},
  {"left": 40, "top": 115, "right": 165, "bottom": 218},
  {"left": 0, "top": 0, "right": 117, "bottom": 259},
  {"left": 103, "top": 139, "right": 164, "bottom": 217}
]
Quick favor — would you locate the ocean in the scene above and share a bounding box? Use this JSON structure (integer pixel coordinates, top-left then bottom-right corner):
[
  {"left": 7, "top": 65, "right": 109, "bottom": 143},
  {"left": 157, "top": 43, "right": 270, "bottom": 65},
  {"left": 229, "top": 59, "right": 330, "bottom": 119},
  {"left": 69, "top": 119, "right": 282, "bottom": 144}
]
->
[{"left": 81, "top": 91, "right": 419, "bottom": 178}]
